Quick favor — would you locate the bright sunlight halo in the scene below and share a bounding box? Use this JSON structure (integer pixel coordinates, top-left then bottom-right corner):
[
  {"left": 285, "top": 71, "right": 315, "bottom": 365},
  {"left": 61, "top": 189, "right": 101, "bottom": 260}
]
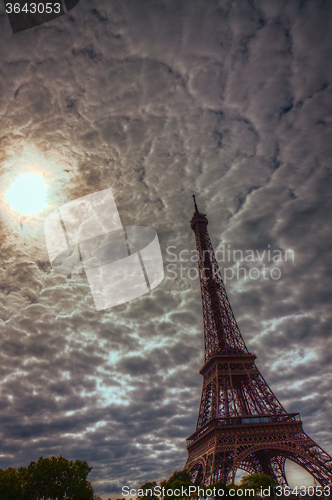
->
[{"left": 5, "top": 173, "right": 47, "bottom": 216}]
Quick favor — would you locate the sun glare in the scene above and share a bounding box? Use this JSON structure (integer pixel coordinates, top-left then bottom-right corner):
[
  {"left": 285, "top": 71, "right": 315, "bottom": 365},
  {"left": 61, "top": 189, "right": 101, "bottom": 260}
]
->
[{"left": 5, "top": 173, "right": 47, "bottom": 216}]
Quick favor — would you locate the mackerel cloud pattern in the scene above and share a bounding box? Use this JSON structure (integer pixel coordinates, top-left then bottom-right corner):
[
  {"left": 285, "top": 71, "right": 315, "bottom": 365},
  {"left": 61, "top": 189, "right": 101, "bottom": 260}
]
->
[{"left": 44, "top": 188, "right": 164, "bottom": 310}]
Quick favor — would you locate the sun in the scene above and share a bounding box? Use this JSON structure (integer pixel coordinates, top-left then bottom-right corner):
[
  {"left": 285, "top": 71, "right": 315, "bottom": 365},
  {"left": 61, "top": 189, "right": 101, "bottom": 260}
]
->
[{"left": 5, "top": 173, "right": 48, "bottom": 216}]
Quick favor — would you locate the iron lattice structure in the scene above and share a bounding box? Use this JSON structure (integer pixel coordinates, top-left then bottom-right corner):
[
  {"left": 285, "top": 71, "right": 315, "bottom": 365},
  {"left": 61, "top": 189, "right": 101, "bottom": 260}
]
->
[{"left": 185, "top": 198, "right": 332, "bottom": 486}]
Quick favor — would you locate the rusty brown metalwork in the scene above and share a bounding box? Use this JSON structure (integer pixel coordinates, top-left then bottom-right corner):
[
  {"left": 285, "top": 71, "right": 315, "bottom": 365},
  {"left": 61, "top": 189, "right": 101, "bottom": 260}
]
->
[{"left": 185, "top": 200, "right": 332, "bottom": 486}]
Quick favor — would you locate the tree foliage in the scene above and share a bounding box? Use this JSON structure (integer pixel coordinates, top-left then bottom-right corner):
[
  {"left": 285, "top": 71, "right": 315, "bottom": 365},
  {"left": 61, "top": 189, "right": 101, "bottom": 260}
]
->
[
  {"left": 0, "top": 467, "right": 23, "bottom": 500},
  {"left": 137, "top": 470, "right": 279, "bottom": 500},
  {"left": 0, "top": 456, "right": 94, "bottom": 500},
  {"left": 210, "top": 481, "right": 228, "bottom": 499},
  {"left": 160, "top": 470, "right": 195, "bottom": 500},
  {"left": 239, "top": 472, "right": 277, "bottom": 496},
  {"left": 138, "top": 481, "right": 159, "bottom": 500}
]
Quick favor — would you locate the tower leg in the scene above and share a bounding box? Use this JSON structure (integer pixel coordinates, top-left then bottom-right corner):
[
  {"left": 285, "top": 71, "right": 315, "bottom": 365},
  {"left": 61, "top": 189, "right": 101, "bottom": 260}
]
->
[{"left": 269, "top": 456, "right": 287, "bottom": 485}]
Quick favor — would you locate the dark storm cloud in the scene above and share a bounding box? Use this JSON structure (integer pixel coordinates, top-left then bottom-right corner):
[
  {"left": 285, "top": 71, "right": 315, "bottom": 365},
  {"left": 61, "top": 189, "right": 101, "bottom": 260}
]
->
[{"left": 0, "top": 0, "right": 331, "bottom": 496}]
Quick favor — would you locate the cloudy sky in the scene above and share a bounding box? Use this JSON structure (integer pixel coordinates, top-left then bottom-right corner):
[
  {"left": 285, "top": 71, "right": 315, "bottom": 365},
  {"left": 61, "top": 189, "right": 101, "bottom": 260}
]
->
[{"left": 0, "top": 0, "right": 331, "bottom": 497}]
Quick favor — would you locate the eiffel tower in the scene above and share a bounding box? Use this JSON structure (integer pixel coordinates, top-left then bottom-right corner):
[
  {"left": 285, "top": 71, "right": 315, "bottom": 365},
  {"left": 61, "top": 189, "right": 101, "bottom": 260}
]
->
[{"left": 185, "top": 197, "right": 332, "bottom": 486}]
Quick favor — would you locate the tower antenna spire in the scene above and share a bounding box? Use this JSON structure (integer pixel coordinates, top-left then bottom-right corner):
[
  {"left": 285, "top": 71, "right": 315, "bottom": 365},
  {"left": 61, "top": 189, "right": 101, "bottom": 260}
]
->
[{"left": 193, "top": 194, "right": 199, "bottom": 213}]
